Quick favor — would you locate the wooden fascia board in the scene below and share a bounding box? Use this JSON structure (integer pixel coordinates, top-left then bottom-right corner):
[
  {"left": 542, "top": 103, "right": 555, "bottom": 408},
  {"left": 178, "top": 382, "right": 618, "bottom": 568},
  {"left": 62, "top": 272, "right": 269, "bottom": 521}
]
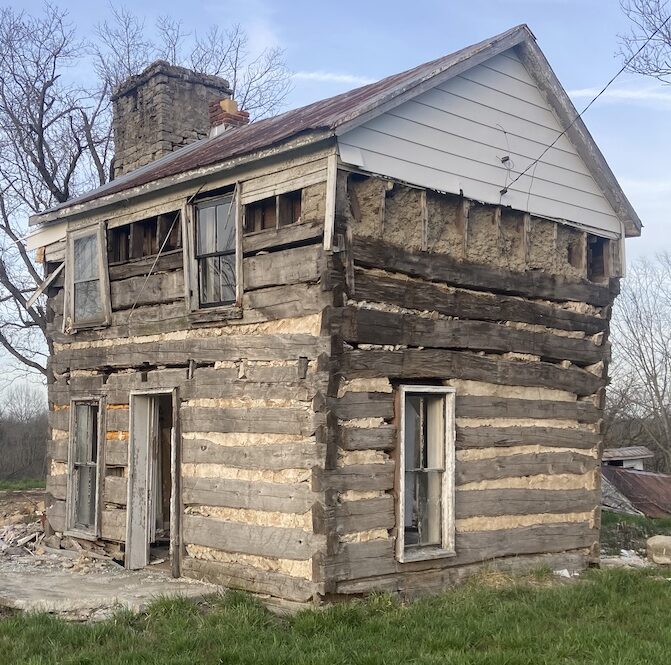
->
[
  {"left": 514, "top": 40, "right": 642, "bottom": 238},
  {"left": 29, "top": 131, "right": 335, "bottom": 227},
  {"left": 334, "top": 28, "right": 530, "bottom": 137}
]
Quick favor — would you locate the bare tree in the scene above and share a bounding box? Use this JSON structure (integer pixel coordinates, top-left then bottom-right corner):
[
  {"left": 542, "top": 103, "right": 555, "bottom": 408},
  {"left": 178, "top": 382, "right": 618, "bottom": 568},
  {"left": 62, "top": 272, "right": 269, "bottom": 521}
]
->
[
  {"left": 619, "top": 0, "right": 671, "bottom": 79},
  {"left": 608, "top": 255, "right": 671, "bottom": 470},
  {"left": 0, "top": 3, "right": 292, "bottom": 386}
]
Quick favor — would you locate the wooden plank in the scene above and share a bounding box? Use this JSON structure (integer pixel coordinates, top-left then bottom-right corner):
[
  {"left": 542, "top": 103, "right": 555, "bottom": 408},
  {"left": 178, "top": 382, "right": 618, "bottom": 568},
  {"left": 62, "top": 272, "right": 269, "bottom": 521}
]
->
[
  {"left": 339, "top": 426, "right": 397, "bottom": 451},
  {"left": 352, "top": 268, "right": 607, "bottom": 335},
  {"left": 182, "top": 477, "right": 318, "bottom": 513},
  {"left": 324, "top": 539, "right": 397, "bottom": 582},
  {"left": 455, "top": 488, "right": 599, "bottom": 519},
  {"left": 108, "top": 251, "right": 183, "bottom": 281},
  {"left": 46, "top": 475, "right": 67, "bottom": 501},
  {"left": 182, "top": 440, "right": 325, "bottom": 470},
  {"left": 106, "top": 408, "right": 129, "bottom": 432},
  {"left": 110, "top": 270, "right": 185, "bottom": 310},
  {"left": 341, "top": 307, "right": 604, "bottom": 365},
  {"left": 46, "top": 498, "right": 66, "bottom": 532},
  {"left": 103, "top": 476, "right": 128, "bottom": 505},
  {"left": 243, "top": 220, "right": 323, "bottom": 254},
  {"left": 182, "top": 557, "right": 317, "bottom": 603},
  {"left": 456, "top": 451, "right": 596, "bottom": 485},
  {"left": 343, "top": 349, "right": 602, "bottom": 396},
  {"left": 334, "top": 496, "right": 395, "bottom": 534},
  {"left": 243, "top": 245, "right": 322, "bottom": 291},
  {"left": 328, "top": 392, "right": 395, "bottom": 420},
  {"left": 353, "top": 236, "right": 615, "bottom": 306},
  {"left": 53, "top": 334, "right": 328, "bottom": 372},
  {"left": 180, "top": 406, "right": 316, "bottom": 436},
  {"left": 106, "top": 440, "right": 128, "bottom": 466},
  {"left": 183, "top": 514, "right": 322, "bottom": 560},
  {"left": 313, "top": 463, "right": 395, "bottom": 492},
  {"left": 456, "top": 396, "right": 599, "bottom": 423},
  {"left": 456, "top": 426, "right": 600, "bottom": 450},
  {"left": 101, "top": 508, "right": 126, "bottom": 542}
]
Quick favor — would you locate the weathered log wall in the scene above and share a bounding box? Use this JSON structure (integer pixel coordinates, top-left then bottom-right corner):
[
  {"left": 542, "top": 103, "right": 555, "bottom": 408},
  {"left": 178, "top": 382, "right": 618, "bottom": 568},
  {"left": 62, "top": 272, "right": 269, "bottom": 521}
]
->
[{"left": 311, "top": 171, "right": 615, "bottom": 598}]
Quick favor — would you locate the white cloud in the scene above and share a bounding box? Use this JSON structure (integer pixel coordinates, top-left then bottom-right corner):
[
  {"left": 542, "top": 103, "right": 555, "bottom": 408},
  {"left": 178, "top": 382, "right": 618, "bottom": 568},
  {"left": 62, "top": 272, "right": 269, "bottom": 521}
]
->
[
  {"left": 292, "top": 71, "right": 376, "bottom": 86},
  {"left": 568, "top": 86, "right": 671, "bottom": 106}
]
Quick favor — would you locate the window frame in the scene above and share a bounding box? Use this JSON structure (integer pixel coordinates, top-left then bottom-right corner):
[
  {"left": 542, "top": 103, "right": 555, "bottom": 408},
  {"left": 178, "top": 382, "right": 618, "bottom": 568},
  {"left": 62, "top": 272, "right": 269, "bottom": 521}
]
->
[
  {"left": 65, "top": 223, "right": 112, "bottom": 331},
  {"left": 184, "top": 189, "right": 242, "bottom": 313},
  {"left": 65, "top": 397, "right": 105, "bottom": 540},
  {"left": 397, "top": 385, "right": 456, "bottom": 563}
]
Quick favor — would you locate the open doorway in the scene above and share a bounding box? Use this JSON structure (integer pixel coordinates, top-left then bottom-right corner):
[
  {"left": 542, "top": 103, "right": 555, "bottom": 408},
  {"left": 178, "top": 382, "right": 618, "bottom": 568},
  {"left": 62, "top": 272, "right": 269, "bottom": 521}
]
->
[{"left": 126, "top": 390, "right": 180, "bottom": 576}]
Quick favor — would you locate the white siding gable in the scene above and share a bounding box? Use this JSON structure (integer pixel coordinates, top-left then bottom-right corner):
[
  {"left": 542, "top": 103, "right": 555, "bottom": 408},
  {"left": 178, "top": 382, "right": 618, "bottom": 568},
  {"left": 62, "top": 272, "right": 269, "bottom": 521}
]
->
[{"left": 338, "top": 49, "right": 622, "bottom": 237}]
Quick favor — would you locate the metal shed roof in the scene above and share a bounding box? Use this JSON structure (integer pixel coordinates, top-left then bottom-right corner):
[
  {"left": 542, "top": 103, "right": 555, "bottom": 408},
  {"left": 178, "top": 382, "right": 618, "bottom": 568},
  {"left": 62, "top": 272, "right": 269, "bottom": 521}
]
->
[
  {"left": 603, "top": 446, "right": 655, "bottom": 461},
  {"left": 602, "top": 467, "right": 671, "bottom": 519}
]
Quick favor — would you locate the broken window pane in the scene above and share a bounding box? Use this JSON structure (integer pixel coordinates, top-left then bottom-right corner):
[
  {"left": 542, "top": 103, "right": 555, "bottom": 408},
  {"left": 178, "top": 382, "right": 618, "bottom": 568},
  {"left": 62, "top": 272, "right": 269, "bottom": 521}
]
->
[
  {"left": 199, "top": 255, "right": 236, "bottom": 305},
  {"left": 73, "top": 235, "right": 98, "bottom": 282},
  {"left": 74, "top": 280, "right": 103, "bottom": 322}
]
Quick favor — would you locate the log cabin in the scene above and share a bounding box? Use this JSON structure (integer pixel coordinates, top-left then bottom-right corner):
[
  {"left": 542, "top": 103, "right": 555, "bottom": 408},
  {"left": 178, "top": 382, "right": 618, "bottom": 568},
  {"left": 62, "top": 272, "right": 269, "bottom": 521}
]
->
[{"left": 27, "top": 24, "right": 641, "bottom": 608}]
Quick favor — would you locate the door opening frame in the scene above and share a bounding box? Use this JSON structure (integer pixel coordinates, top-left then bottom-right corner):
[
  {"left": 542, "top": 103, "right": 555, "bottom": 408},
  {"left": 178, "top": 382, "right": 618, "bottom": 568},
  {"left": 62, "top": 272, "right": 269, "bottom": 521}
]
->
[{"left": 126, "top": 388, "right": 181, "bottom": 577}]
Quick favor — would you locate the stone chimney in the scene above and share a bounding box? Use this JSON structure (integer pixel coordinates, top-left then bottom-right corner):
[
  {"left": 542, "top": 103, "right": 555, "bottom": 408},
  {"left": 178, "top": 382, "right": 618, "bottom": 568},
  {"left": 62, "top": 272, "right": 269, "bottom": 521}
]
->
[
  {"left": 111, "top": 61, "right": 233, "bottom": 177},
  {"left": 208, "top": 98, "right": 250, "bottom": 137}
]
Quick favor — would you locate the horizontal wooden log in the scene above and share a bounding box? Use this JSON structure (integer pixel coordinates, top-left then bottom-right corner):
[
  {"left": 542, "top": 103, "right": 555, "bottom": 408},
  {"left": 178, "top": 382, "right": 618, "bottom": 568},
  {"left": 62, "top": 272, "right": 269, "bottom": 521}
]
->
[
  {"left": 101, "top": 508, "right": 126, "bottom": 542},
  {"left": 313, "top": 463, "right": 395, "bottom": 492},
  {"left": 342, "top": 349, "right": 602, "bottom": 396},
  {"left": 183, "top": 514, "right": 322, "bottom": 560},
  {"left": 46, "top": 497, "right": 66, "bottom": 533},
  {"left": 455, "top": 488, "right": 599, "bottom": 519},
  {"left": 341, "top": 307, "right": 604, "bottom": 365},
  {"left": 456, "top": 426, "right": 600, "bottom": 450},
  {"left": 182, "top": 440, "right": 325, "bottom": 470},
  {"left": 103, "top": 476, "right": 128, "bottom": 505},
  {"left": 182, "top": 477, "right": 318, "bottom": 513},
  {"left": 352, "top": 269, "right": 608, "bottom": 335},
  {"left": 324, "top": 539, "right": 397, "bottom": 582},
  {"left": 111, "top": 270, "right": 185, "bottom": 310},
  {"left": 243, "top": 219, "right": 323, "bottom": 254},
  {"left": 49, "top": 406, "right": 127, "bottom": 431},
  {"left": 106, "top": 440, "right": 128, "bottom": 466},
  {"left": 48, "top": 409, "right": 70, "bottom": 431},
  {"left": 338, "top": 426, "right": 397, "bottom": 451},
  {"left": 53, "top": 334, "right": 328, "bottom": 372},
  {"left": 242, "top": 282, "right": 332, "bottom": 322},
  {"left": 328, "top": 392, "right": 395, "bottom": 420},
  {"left": 456, "top": 451, "right": 597, "bottom": 485},
  {"left": 353, "top": 236, "right": 615, "bottom": 306},
  {"left": 334, "top": 496, "right": 395, "bottom": 534},
  {"left": 456, "top": 396, "right": 599, "bottom": 423},
  {"left": 244, "top": 245, "right": 322, "bottom": 291},
  {"left": 182, "top": 557, "right": 317, "bottom": 603},
  {"left": 180, "top": 406, "right": 316, "bottom": 436},
  {"left": 108, "top": 250, "right": 183, "bottom": 281},
  {"left": 48, "top": 438, "right": 68, "bottom": 462},
  {"left": 46, "top": 474, "right": 67, "bottom": 501}
]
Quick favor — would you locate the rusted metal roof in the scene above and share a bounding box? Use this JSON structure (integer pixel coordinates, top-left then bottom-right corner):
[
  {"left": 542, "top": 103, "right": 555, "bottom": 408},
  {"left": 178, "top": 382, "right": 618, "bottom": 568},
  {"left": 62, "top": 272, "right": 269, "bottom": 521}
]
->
[
  {"left": 30, "top": 25, "right": 531, "bottom": 222},
  {"left": 603, "top": 446, "right": 655, "bottom": 461},
  {"left": 602, "top": 467, "right": 671, "bottom": 519}
]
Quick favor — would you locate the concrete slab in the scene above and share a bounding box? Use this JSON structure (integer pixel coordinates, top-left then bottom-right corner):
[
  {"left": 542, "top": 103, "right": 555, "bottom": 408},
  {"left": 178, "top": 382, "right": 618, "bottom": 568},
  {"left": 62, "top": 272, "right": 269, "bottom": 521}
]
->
[{"left": 0, "top": 553, "right": 221, "bottom": 621}]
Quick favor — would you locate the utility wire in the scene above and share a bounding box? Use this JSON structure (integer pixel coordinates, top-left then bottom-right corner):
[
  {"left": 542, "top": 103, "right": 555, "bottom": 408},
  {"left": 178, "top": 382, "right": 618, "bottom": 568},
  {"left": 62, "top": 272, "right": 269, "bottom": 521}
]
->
[{"left": 502, "top": 15, "right": 671, "bottom": 196}]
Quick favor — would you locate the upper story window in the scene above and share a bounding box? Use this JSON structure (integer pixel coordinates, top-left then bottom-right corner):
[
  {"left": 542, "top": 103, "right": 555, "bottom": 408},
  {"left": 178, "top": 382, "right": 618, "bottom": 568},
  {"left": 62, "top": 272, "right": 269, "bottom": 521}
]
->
[
  {"left": 193, "top": 194, "right": 238, "bottom": 308},
  {"left": 65, "top": 224, "right": 111, "bottom": 330},
  {"left": 397, "top": 385, "right": 456, "bottom": 563},
  {"left": 244, "top": 190, "right": 301, "bottom": 233},
  {"left": 108, "top": 214, "right": 182, "bottom": 264}
]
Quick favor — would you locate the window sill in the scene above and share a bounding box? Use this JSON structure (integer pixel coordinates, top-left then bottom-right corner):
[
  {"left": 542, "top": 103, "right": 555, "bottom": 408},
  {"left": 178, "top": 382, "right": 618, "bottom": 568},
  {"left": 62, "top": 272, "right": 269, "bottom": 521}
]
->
[
  {"left": 64, "top": 528, "right": 98, "bottom": 542},
  {"left": 188, "top": 306, "right": 243, "bottom": 325},
  {"left": 398, "top": 547, "right": 456, "bottom": 564}
]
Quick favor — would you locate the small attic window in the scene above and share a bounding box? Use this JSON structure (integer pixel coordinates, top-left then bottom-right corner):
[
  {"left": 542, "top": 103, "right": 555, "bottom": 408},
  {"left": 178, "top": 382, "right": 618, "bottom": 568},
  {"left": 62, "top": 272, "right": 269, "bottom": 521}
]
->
[
  {"left": 108, "top": 213, "right": 181, "bottom": 264},
  {"left": 587, "top": 235, "right": 609, "bottom": 282},
  {"left": 244, "top": 191, "right": 302, "bottom": 234}
]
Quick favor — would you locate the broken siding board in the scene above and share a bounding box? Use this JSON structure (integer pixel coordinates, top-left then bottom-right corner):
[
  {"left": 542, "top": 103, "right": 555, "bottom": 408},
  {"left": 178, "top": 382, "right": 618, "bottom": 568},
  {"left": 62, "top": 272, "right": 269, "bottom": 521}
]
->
[
  {"left": 353, "top": 237, "right": 614, "bottom": 306},
  {"left": 243, "top": 245, "right": 322, "bottom": 291},
  {"left": 182, "top": 557, "right": 317, "bottom": 602},
  {"left": 182, "top": 440, "right": 326, "bottom": 470},
  {"left": 456, "top": 426, "right": 599, "bottom": 450},
  {"left": 180, "top": 406, "right": 316, "bottom": 436},
  {"left": 455, "top": 488, "right": 599, "bottom": 519},
  {"left": 455, "top": 396, "right": 600, "bottom": 423},
  {"left": 182, "top": 477, "right": 318, "bottom": 513},
  {"left": 183, "top": 514, "right": 322, "bottom": 560},
  {"left": 352, "top": 269, "right": 607, "bottom": 335},
  {"left": 455, "top": 451, "right": 597, "bottom": 485},
  {"left": 341, "top": 307, "right": 604, "bottom": 365},
  {"left": 342, "top": 349, "right": 603, "bottom": 396}
]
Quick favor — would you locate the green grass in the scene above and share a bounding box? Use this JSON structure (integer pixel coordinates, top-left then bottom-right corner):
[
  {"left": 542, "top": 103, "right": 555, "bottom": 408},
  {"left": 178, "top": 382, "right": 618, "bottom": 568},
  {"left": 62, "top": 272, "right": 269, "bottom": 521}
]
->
[
  {"left": 3, "top": 568, "right": 671, "bottom": 664},
  {"left": 0, "top": 478, "right": 45, "bottom": 491},
  {"left": 601, "top": 510, "right": 671, "bottom": 555}
]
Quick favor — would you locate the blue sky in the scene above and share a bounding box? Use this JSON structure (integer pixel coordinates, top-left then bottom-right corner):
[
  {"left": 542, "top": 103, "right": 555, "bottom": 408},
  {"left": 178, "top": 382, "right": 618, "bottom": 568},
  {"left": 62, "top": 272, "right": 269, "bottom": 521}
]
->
[
  {"left": 14, "top": 0, "right": 671, "bottom": 257},
  {"left": 3, "top": 0, "right": 671, "bottom": 393}
]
